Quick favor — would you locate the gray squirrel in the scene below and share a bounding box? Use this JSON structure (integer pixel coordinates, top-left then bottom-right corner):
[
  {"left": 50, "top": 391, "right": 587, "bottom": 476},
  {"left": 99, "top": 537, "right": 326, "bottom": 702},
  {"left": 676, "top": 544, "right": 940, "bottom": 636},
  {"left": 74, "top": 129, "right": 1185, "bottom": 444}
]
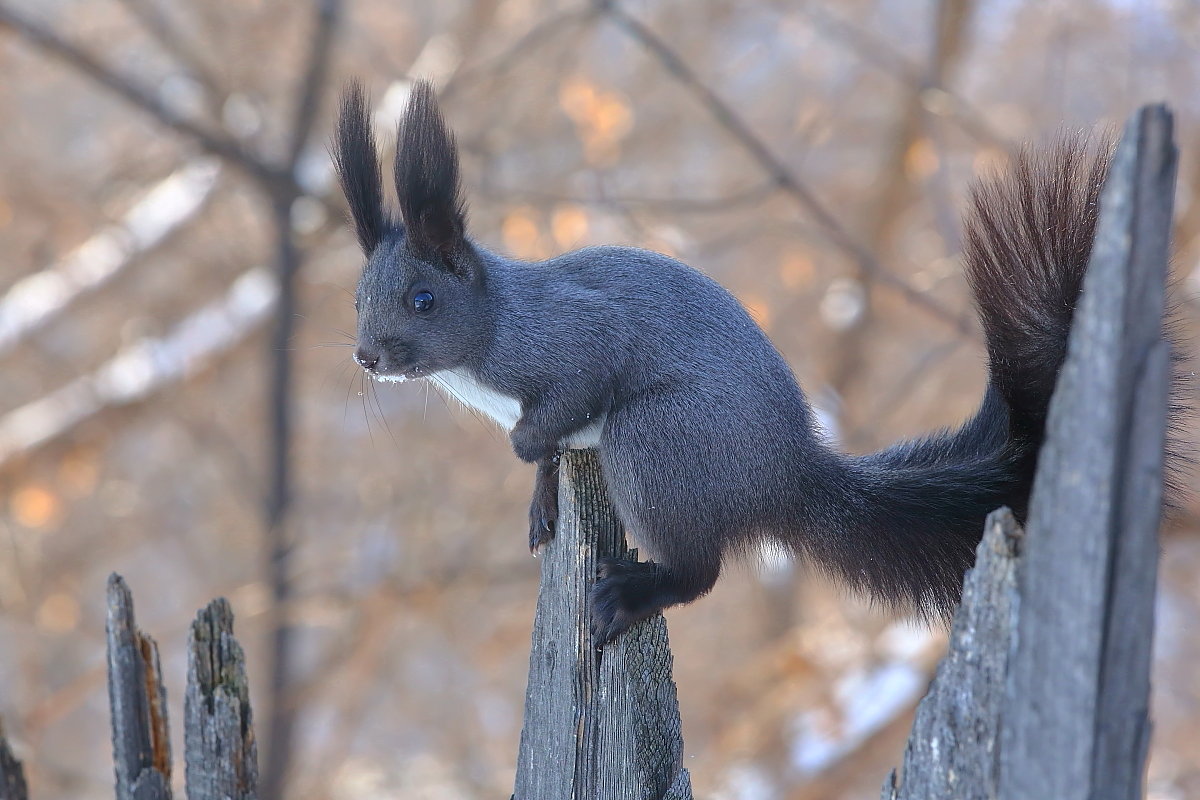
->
[{"left": 333, "top": 80, "right": 1174, "bottom": 644}]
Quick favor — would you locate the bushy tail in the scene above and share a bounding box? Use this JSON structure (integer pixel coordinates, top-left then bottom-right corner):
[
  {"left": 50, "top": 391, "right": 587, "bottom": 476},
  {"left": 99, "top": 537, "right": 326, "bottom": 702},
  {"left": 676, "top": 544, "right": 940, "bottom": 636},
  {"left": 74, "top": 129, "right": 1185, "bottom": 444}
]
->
[
  {"left": 963, "top": 137, "right": 1111, "bottom": 446},
  {"left": 825, "top": 138, "right": 1117, "bottom": 620}
]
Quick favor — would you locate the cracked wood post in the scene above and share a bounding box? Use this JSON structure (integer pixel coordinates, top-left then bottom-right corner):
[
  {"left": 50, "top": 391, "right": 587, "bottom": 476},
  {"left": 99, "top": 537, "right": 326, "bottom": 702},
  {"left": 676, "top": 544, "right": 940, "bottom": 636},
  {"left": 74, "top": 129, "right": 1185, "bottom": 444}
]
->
[
  {"left": 515, "top": 449, "right": 693, "bottom": 799},
  {"left": 882, "top": 104, "right": 1176, "bottom": 799},
  {"left": 185, "top": 598, "right": 258, "bottom": 800},
  {"left": 0, "top": 718, "right": 28, "bottom": 800},
  {"left": 880, "top": 508, "right": 1022, "bottom": 800},
  {"left": 106, "top": 574, "right": 173, "bottom": 800},
  {"left": 999, "top": 104, "right": 1176, "bottom": 800}
]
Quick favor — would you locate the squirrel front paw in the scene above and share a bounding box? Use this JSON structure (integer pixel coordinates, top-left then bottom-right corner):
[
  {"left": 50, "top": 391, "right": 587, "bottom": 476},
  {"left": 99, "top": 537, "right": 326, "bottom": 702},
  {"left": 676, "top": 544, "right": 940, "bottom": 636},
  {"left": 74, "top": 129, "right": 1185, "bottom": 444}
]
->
[
  {"left": 528, "top": 496, "right": 557, "bottom": 555},
  {"left": 528, "top": 457, "right": 559, "bottom": 555}
]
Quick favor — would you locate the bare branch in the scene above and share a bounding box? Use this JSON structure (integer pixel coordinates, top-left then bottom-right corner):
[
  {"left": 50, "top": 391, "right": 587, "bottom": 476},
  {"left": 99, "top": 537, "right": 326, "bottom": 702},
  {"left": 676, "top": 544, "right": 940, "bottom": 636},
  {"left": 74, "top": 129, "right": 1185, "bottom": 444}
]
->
[
  {"left": 474, "top": 180, "right": 777, "bottom": 216},
  {"left": 798, "top": 4, "right": 1007, "bottom": 149},
  {"left": 113, "top": 0, "right": 225, "bottom": 112},
  {"left": 260, "top": 2, "right": 342, "bottom": 797},
  {"left": 0, "top": 268, "right": 278, "bottom": 468},
  {"left": 602, "top": 4, "right": 973, "bottom": 336},
  {"left": 826, "top": 0, "right": 974, "bottom": 403},
  {"left": 440, "top": 6, "right": 598, "bottom": 101},
  {"left": 850, "top": 338, "right": 966, "bottom": 444},
  {"left": 0, "top": 159, "right": 221, "bottom": 358},
  {"left": 285, "top": 0, "right": 341, "bottom": 170},
  {"left": 0, "top": 4, "right": 285, "bottom": 187}
]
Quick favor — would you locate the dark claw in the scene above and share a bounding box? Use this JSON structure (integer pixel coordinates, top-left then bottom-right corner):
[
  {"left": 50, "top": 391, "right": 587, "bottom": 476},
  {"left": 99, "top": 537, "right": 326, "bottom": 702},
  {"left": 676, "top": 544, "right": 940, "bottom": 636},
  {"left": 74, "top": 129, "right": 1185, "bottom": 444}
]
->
[
  {"left": 528, "top": 456, "right": 560, "bottom": 555},
  {"left": 529, "top": 516, "right": 555, "bottom": 555},
  {"left": 590, "top": 579, "right": 634, "bottom": 644}
]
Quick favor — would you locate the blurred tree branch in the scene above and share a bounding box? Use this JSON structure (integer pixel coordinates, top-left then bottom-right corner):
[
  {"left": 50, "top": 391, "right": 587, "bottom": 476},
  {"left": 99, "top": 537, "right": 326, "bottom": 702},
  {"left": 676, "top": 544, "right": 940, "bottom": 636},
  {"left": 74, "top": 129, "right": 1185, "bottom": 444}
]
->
[
  {"left": 0, "top": 4, "right": 285, "bottom": 188},
  {"left": 261, "top": 2, "right": 341, "bottom": 798},
  {"left": 440, "top": 5, "right": 598, "bottom": 101},
  {"left": 0, "top": 2, "right": 349, "bottom": 211},
  {"left": 829, "top": 0, "right": 974, "bottom": 442},
  {"left": 855, "top": 338, "right": 966, "bottom": 443},
  {"left": 0, "top": 160, "right": 221, "bottom": 358},
  {"left": 284, "top": 0, "right": 339, "bottom": 171},
  {"left": 475, "top": 180, "right": 778, "bottom": 216},
  {"left": 113, "top": 0, "right": 226, "bottom": 115},
  {"left": 0, "top": 3, "right": 342, "bottom": 796},
  {"left": 798, "top": 4, "right": 1007, "bottom": 149},
  {"left": 601, "top": 3, "right": 974, "bottom": 337}
]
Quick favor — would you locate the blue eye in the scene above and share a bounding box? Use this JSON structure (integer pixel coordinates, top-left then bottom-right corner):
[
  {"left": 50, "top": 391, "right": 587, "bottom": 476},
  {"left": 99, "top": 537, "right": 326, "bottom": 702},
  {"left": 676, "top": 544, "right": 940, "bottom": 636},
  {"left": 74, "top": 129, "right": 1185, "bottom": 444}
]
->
[{"left": 413, "top": 290, "right": 434, "bottom": 313}]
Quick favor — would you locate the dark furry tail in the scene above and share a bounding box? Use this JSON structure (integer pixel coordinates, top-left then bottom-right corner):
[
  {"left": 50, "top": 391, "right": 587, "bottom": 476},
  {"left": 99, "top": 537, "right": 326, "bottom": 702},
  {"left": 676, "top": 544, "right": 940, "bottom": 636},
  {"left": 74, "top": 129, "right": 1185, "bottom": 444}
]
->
[
  {"left": 963, "top": 138, "right": 1111, "bottom": 445},
  {"left": 826, "top": 138, "right": 1122, "bottom": 620}
]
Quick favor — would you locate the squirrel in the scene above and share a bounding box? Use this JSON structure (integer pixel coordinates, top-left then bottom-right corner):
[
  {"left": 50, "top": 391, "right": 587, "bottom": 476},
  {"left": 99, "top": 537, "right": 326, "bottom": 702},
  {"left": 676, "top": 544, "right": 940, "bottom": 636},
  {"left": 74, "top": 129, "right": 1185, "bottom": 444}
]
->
[{"left": 333, "top": 80, "right": 1175, "bottom": 644}]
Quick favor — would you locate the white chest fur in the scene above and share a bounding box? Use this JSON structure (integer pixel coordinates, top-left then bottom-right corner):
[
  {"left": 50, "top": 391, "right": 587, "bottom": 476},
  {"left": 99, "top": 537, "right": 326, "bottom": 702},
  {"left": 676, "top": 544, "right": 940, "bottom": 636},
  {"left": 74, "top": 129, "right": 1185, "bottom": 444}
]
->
[
  {"left": 427, "top": 368, "right": 606, "bottom": 448},
  {"left": 429, "top": 368, "right": 522, "bottom": 430},
  {"left": 561, "top": 412, "right": 606, "bottom": 448}
]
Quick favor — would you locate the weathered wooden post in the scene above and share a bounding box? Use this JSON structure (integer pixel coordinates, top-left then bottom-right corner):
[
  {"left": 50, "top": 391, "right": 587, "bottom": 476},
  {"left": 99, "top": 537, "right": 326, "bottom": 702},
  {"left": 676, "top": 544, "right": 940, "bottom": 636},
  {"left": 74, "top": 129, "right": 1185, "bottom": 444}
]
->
[
  {"left": 184, "top": 599, "right": 258, "bottom": 800},
  {"left": 880, "top": 508, "right": 1023, "bottom": 800},
  {"left": 105, "top": 575, "right": 259, "bottom": 800},
  {"left": 515, "top": 449, "right": 693, "bottom": 799},
  {"left": 106, "top": 574, "right": 173, "bottom": 800},
  {"left": 884, "top": 104, "right": 1177, "bottom": 799},
  {"left": 999, "top": 104, "right": 1176, "bottom": 800},
  {"left": 0, "top": 718, "right": 28, "bottom": 800}
]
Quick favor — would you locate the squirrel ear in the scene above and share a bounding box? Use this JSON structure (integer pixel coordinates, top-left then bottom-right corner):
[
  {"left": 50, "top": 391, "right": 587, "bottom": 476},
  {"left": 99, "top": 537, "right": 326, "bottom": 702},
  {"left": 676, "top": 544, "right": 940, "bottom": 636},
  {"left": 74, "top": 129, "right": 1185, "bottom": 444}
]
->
[
  {"left": 332, "top": 80, "right": 388, "bottom": 256},
  {"left": 394, "top": 81, "right": 467, "bottom": 266}
]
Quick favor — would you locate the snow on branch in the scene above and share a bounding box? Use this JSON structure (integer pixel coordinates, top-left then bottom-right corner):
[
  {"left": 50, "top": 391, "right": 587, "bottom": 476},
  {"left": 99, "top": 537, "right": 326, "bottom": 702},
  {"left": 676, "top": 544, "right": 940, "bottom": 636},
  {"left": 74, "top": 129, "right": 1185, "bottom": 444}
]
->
[
  {"left": 0, "top": 267, "right": 275, "bottom": 466},
  {"left": 0, "top": 158, "right": 221, "bottom": 357}
]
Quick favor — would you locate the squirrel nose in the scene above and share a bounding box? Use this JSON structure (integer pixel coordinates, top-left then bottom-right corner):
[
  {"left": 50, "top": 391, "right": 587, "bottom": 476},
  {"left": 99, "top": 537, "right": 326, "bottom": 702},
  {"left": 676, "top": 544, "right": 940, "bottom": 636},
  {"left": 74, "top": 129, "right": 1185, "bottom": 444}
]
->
[{"left": 353, "top": 347, "right": 380, "bottom": 371}]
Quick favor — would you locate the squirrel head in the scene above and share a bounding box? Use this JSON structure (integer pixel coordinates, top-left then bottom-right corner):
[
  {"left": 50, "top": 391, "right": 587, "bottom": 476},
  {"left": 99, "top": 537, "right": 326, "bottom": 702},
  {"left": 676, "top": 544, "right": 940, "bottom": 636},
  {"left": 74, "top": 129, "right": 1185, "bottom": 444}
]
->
[{"left": 333, "top": 79, "right": 490, "bottom": 381}]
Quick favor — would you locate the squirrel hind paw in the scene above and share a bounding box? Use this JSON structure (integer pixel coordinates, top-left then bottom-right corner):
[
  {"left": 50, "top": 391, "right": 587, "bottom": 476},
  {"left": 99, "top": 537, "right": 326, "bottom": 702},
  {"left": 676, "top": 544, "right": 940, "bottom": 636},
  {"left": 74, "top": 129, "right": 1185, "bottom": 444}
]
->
[{"left": 589, "top": 557, "right": 664, "bottom": 645}]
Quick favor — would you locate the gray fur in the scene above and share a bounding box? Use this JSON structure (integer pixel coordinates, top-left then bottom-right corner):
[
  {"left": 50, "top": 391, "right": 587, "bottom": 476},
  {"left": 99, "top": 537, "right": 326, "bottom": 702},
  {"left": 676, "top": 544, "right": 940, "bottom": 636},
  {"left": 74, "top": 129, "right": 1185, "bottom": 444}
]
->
[{"left": 337, "top": 81, "right": 1123, "bottom": 643}]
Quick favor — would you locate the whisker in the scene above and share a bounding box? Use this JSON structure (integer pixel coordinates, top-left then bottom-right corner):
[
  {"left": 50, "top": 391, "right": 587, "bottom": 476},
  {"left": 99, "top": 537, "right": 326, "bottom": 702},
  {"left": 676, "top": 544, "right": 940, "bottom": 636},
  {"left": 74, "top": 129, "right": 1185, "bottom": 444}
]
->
[
  {"left": 360, "top": 372, "right": 377, "bottom": 451},
  {"left": 279, "top": 343, "right": 352, "bottom": 351},
  {"left": 322, "top": 357, "right": 356, "bottom": 396},
  {"left": 342, "top": 369, "right": 358, "bottom": 428},
  {"left": 313, "top": 324, "right": 356, "bottom": 343},
  {"left": 368, "top": 378, "right": 399, "bottom": 446}
]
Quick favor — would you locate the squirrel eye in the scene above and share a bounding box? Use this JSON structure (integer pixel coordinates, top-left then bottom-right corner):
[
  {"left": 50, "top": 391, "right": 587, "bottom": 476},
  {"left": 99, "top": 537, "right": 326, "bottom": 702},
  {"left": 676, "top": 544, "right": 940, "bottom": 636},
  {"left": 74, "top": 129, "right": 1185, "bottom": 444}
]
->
[{"left": 413, "top": 290, "right": 435, "bottom": 313}]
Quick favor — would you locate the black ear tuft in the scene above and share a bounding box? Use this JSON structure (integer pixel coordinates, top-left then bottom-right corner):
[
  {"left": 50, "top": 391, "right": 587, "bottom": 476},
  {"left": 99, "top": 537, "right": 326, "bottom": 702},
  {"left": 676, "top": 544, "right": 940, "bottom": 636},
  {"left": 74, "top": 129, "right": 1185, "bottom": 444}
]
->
[
  {"left": 394, "top": 81, "right": 467, "bottom": 262},
  {"left": 332, "top": 80, "right": 387, "bottom": 255}
]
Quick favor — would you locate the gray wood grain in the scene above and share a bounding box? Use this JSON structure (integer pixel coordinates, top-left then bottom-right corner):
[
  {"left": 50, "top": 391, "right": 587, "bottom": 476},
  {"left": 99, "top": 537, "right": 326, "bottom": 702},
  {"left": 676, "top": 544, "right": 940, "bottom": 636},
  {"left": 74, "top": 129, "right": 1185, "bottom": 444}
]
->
[
  {"left": 1089, "top": 107, "right": 1175, "bottom": 798},
  {"left": 999, "top": 105, "right": 1175, "bottom": 800},
  {"left": 105, "top": 574, "right": 173, "bottom": 800},
  {"left": 184, "top": 598, "right": 258, "bottom": 800},
  {"left": 883, "top": 105, "right": 1175, "bottom": 800},
  {"left": 514, "top": 449, "right": 692, "bottom": 799},
  {"left": 882, "top": 508, "right": 1022, "bottom": 800},
  {"left": 0, "top": 718, "right": 28, "bottom": 800}
]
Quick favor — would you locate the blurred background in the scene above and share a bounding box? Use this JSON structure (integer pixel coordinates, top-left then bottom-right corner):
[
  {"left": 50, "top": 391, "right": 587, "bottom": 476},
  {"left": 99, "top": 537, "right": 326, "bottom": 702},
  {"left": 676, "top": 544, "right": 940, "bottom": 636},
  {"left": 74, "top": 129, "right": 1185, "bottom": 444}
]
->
[{"left": 0, "top": 0, "right": 1198, "bottom": 798}]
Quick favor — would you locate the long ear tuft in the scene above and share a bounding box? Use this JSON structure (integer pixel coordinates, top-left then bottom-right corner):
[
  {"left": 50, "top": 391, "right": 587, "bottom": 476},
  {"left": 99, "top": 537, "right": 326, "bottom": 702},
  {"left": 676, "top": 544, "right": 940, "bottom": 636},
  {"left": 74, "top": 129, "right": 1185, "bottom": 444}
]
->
[
  {"left": 332, "top": 80, "right": 387, "bottom": 255},
  {"left": 394, "top": 81, "right": 466, "bottom": 260}
]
